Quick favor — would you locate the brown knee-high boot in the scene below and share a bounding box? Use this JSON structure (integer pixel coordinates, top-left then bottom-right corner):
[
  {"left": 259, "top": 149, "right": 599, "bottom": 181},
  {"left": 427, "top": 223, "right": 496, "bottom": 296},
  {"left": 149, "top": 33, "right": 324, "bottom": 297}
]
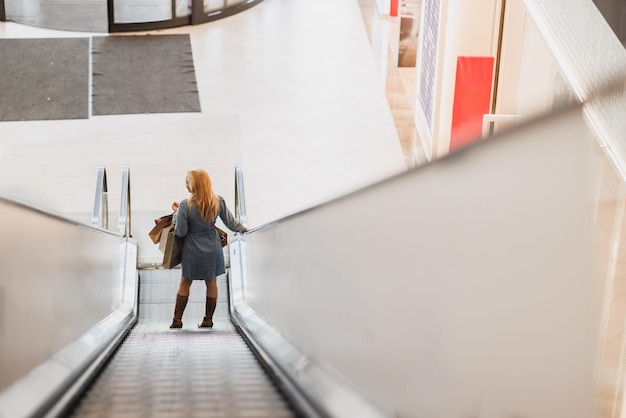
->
[
  {"left": 170, "top": 294, "right": 188, "bottom": 329},
  {"left": 198, "top": 297, "right": 217, "bottom": 328}
]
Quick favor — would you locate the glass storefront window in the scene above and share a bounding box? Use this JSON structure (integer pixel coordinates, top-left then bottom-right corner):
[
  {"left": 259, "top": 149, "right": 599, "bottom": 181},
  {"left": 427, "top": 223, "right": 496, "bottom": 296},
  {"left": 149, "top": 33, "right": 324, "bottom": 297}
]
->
[
  {"left": 1, "top": 0, "right": 263, "bottom": 32},
  {"left": 203, "top": 0, "right": 225, "bottom": 14},
  {"left": 114, "top": 0, "right": 172, "bottom": 24},
  {"left": 4, "top": 0, "right": 108, "bottom": 32}
]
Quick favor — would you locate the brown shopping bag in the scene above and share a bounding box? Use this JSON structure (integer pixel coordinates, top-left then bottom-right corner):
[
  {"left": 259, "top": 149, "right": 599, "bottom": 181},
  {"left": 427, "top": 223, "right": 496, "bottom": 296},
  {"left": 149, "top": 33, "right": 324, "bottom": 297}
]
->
[
  {"left": 214, "top": 225, "right": 227, "bottom": 248},
  {"left": 161, "top": 225, "right": 183, "bottom": 268},
  {"left": 158, "top": 224, "right": 172, "bottom": 253},
  {"left": 148, "top": 214, "right": 173, "bottom": 244}
]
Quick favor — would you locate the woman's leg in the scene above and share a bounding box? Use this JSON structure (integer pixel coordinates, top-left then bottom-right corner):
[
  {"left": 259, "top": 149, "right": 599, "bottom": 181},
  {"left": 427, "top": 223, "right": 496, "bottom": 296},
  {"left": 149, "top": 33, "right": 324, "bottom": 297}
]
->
[
  {"left": 198, "top": 277, "right": 217, "bottom": 328},
  {"left": 170, "top": 276, "right": 193, "bottom": 328}
]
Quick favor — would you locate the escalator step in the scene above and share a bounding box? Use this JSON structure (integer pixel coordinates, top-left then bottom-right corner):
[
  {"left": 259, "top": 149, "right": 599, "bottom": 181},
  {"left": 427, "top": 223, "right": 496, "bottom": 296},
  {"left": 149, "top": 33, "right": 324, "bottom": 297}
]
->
[{"left": 69, "top": 323, "right": 296, "bottom": 417}]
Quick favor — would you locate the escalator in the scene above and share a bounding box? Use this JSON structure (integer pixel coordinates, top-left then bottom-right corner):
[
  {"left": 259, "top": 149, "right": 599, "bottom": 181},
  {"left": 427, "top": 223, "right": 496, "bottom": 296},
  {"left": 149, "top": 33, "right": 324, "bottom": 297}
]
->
[
  {"left": 0, "top": 102, "right": 609, "bottom": 418},
  {"left": 67, "top": 272, "right": 297, "bottom": 418},
  {"left": 0, "top": 164, "right": 381, "bottom": 418},
  {"left": 0, "top": 168, "right": 323, "bottom": 418}
]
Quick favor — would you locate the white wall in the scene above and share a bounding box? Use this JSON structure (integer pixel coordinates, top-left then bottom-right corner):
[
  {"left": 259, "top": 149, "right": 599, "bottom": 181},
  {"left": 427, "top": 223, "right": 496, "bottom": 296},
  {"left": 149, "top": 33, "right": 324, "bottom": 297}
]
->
[
  {"left": 493, "top": 0, "right": 566, "bottom": 129},
  {"left": 374, "top": 0, "right": 391, "bottom": 15},
  {"left": 514, "top": 17, "right": 561, "bottom": 117}
]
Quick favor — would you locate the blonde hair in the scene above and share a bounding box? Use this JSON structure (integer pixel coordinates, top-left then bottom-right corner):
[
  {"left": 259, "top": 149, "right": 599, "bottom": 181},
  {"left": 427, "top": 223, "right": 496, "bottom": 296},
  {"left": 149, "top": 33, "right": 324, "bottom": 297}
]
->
[{"left": 186, "top": 169, "right": 219, "bottom": 223}]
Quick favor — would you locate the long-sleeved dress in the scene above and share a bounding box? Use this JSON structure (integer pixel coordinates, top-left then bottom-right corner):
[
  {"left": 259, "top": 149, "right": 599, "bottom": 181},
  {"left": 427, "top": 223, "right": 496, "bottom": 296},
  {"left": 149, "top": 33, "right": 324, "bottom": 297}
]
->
[{"left": 174, "top": 196, "right": 246, "bottom": 279}]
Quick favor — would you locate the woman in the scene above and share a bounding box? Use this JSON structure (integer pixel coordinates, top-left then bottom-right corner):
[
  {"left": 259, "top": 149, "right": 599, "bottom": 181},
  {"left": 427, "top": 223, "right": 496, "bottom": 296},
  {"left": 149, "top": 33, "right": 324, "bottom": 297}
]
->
[{"left": 169, "top": 169, "right": 247, "bottom": 329}]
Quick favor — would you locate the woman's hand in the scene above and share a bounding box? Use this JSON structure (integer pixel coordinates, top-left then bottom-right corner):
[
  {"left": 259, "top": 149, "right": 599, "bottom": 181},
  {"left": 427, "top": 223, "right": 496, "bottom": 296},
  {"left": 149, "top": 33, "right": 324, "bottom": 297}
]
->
[{"left": 171, "top": 201, "right": 180, "bottom": 213}]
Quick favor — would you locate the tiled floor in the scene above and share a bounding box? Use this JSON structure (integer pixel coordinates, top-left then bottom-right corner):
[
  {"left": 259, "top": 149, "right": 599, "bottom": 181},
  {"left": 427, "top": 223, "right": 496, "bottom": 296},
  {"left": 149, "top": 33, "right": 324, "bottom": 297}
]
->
[{"left": 0, "top": 0, "right": 424, "bottom": 265}]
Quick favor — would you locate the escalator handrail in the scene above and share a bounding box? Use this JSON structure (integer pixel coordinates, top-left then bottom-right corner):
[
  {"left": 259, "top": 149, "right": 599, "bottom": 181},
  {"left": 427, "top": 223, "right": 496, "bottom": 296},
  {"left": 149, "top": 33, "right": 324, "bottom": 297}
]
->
[
  {"left": 91, "top": 167, "right": 108, "bottom": 229},
  {"left": 234, "top": 164, "right": 247, "bottom": 227},
  {"left": 118, "top": 166, "right": 131, "bottom": 237}
]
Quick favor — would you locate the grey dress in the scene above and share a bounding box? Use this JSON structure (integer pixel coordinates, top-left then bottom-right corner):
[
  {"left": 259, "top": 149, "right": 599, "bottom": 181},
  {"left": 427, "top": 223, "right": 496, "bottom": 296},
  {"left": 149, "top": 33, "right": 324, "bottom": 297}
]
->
[{"left": 174, "top": 196, "right": 246, "bottom": 279}]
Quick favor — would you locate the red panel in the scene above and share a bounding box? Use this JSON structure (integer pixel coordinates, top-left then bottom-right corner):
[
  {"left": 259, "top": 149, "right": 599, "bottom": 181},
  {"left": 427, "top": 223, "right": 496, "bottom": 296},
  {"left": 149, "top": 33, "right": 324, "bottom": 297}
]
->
[
  {"left": 390, "top": 0, "right": 399, "bottom": 17},
  {"left": 450, "top": 56, "right": 495, "bottom": 152}
]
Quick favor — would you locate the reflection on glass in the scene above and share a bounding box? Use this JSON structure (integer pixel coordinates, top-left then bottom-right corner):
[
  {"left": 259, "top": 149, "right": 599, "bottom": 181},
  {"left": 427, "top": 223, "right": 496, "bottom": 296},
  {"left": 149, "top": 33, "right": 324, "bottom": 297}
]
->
[
  {"left": 114, "top": 0, "right": 172, "bottom": 24},
  {"left": 5, "top": 0, "right": 107, "bottom": 32},
  {"left": 203, "top": 0, "right": 246, "bottom": 13},
  {"left": 204, "top": 0, "right": 225, "bottom": 13},
  {"left": 4, "top": 0, "right": 254, "bottom": 29},
  {"left": 176, "top": 0, "right": 191, "bottom": 18},
  {"left": 5, "top": 0, "right": 40, "bottom": 19}
]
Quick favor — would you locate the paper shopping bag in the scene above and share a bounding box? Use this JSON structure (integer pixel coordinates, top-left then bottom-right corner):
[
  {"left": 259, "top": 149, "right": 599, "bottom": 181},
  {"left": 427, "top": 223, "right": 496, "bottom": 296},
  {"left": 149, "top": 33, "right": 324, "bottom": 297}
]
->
[
  {"left": 158, "top": 224, "right": 172, "bottom": 253},
  {"left": 149, "top": 213, "right": 173, "bottom": 244},
  {"left": 161, "top": 226, "right": 183, "bottom": 268}
]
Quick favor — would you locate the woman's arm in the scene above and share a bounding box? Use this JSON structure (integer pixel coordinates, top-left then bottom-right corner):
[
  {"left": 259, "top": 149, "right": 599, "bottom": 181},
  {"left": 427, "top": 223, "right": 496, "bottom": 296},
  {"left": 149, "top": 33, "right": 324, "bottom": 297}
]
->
[
  {"left": 218, "top": 197, "right": 247, "bottom": 233},
  {"left": 174, "top": 199, "right": 189, "bottom": 237}
]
